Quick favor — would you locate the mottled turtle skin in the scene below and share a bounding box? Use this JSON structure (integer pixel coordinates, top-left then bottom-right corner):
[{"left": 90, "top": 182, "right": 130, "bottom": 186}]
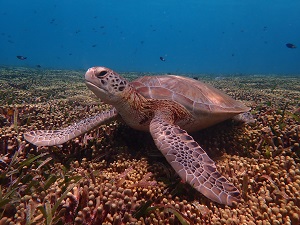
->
[{"left": 24, "top": 67, "right": 253, "bottom": 206}]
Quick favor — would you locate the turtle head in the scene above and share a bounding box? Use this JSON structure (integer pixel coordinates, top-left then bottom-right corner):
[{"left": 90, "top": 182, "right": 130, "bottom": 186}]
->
[{"left": 85, "top": 67, "right": 129, "bottom": 104}]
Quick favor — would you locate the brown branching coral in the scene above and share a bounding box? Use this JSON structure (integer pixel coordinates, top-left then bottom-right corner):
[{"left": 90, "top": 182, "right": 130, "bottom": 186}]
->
[{"left": 0, "top": 68, "right": 300, "bottom": 224}]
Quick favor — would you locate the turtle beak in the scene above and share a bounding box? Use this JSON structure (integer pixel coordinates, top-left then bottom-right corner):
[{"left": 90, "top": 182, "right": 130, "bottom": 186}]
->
[
  {"left": 85, "top": 67, "right": 105, "bottom": 88},
  {"left": 85, "top": 67, "right": 98, "bottom": 89},
  {"left": 85, "top": 66, "right": 111, "bottom": 84},
  {"left": 85, "top": 67, "right": 99, "bottom": 83},
  {"left": 85, "top": 67, "right": 110, "bottom": 99}
]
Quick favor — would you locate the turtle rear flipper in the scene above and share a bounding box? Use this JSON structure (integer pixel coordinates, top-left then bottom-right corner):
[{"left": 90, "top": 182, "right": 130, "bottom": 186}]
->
[
  {"left": 149, "top": 111, "right": 241, "bottom": 206},
  {"left": 232, "top": 111, "right": 255, "bottom": 124},
  {"left": 24, "top": 108, "right": 118, "bottom": 146}
]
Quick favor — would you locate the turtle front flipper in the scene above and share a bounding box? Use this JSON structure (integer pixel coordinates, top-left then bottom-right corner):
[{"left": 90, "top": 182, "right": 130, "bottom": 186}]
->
[
  {"left": 24, "top": 108, "right": 118, "bottom": 146},
  {"left": 149, "top": 112, "right": 240, "bottom": 206}
]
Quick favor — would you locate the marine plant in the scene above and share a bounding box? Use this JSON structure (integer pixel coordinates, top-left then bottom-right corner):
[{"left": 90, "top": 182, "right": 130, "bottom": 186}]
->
[
  {"left": 134, "top": 200, "right": 193, "bottom": 225},
  {"left": 13, "top": 107, "right": 18, "bottom": 133},
  {"left": 0, "top": 144, "right": 47, "bottom": 216},
  {"left": 0, "top": 142, "right": 82, "bottom": 224}
]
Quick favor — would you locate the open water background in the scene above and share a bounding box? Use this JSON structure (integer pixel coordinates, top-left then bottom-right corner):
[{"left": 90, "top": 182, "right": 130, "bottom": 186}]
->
[{"left": 0, "top": 0, "right": 299, "bottom": 75}]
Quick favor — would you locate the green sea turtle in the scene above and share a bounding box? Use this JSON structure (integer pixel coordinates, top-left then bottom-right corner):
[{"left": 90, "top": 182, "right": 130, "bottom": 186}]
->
[{"left": 24, "top": 67, "right": 253, "bottom": 206}]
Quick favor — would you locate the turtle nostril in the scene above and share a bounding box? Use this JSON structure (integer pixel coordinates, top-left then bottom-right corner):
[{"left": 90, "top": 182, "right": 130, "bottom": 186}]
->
[{"left": 96, "top": 70, "right": 108, "bottom": 78}]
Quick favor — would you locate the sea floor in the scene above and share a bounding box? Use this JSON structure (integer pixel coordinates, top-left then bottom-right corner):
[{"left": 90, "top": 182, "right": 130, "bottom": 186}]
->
[{"left": 0, "top": 67, "right": 299, "bottom": 225}]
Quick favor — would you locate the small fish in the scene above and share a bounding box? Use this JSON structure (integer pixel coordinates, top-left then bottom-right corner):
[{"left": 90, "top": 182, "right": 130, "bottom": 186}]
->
[
  {"left": 159, "top": 56, "right": 165, "bottom": 61},
  {"left": 286, "top": 43, "right": 296, "bottom": 49},
  {"left": 16, "top": 55, "right": 27, "bottom": 60},
  {"left": 36, "top": 64, "right": 41, "bottom": 68}
]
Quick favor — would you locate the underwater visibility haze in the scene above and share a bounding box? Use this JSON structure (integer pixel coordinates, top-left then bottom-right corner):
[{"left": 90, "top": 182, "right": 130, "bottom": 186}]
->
[{"left": 0, "top": 0, "right": 300, "bottom": 74}]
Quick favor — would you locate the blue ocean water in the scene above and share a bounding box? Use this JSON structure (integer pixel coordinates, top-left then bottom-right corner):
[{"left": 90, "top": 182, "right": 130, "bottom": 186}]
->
[{"left": 0, "top": 0, "right": 299, "bottom": 74}]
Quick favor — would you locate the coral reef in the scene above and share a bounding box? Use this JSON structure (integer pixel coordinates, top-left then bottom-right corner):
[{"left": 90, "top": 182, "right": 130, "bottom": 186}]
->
[{"left": 0, "top": 67, "right": 299, "bottom": 224}]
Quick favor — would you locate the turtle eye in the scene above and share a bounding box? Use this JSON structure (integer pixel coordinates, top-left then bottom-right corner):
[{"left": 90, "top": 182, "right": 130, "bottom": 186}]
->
[{"left": 96, "top": 70, "right": 107, "bottom": 78}]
